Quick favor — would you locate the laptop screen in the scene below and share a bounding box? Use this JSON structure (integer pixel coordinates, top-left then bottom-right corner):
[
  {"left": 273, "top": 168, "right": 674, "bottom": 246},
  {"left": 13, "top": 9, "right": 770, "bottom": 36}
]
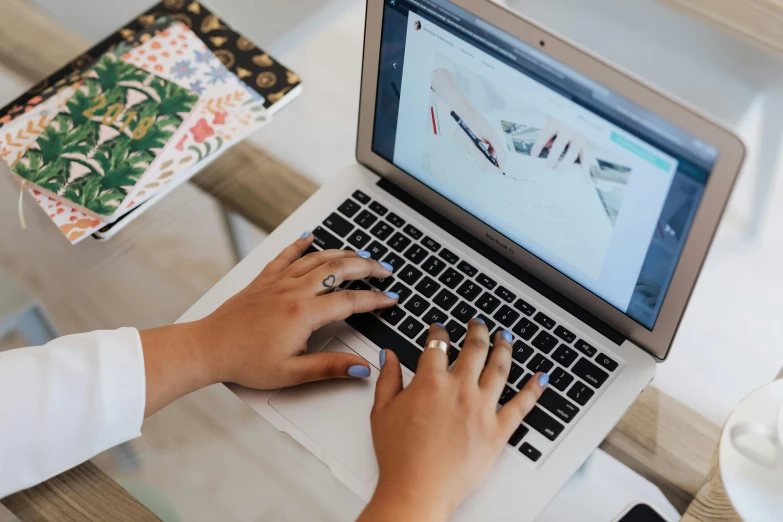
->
[{"left": 371, "top": 0, "right": 718, "bottom": 330}]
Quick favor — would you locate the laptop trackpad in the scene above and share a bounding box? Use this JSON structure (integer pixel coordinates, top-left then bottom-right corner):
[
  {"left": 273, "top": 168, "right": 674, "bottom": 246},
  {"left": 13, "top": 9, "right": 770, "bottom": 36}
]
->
[{"left": 268, "top": 337, "right": 379, "bottom": 483}]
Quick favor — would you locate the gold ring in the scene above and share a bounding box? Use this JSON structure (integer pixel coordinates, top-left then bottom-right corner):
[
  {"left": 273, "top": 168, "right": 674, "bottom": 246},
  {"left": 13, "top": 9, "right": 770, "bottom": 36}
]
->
[{"left": 425, "top": 340, "right": 449, "bottom": 354}]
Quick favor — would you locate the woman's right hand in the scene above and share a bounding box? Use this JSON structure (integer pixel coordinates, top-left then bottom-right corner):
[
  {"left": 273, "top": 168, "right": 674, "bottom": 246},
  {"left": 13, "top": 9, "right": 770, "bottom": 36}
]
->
[{"left": 358, "top": 320, "right": 549, "bottom": 522}]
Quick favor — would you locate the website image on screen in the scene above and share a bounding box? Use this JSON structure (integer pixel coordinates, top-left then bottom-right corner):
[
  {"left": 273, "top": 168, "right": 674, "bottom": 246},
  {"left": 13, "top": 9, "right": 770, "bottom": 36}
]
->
[{"left": 371, "top": 0, "right": 717, "bottom": 328}]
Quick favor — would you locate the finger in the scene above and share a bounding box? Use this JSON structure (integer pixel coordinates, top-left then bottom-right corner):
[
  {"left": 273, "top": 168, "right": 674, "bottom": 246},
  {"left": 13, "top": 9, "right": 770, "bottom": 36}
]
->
[
  {"left": 258, "top": 231, "right": 314, "bottom": 280},
  {"left": 579, "top": 147, "right": 597, "bottom": 184},
  {"left": 555, "top": 135, "right": 583, "bottom": 174},
  {"left": 415, "top": 323, "right": 451, "bottom": 376},
  {"left": 283, "top": 350, "right": 372, "bottom": 385},
  {"left": 454, "top": 129, "right": 496, "bottom": 173},
  {"left": 306, "top": 256, "right": 393, "bottom": 295},
  {"left": 497, "top": 372, "right": 549, "bottom": 436},
  {"left": 495, "top": 138, "right": 509, "bottom": 170},
  {"left": 285, "top": 248, "right": 360, "bottom": 278},
  {"left": 479, "top": 329, "right": 513, "bottom": 398},
  {"left": 311, "top": 289, "right": 399, "bottom": 329},
  {"left": 546, "top": 132, "right": 571, "bottom": 170},
  {"left": 530, "top": 119, "right": 558, "bottom": 159},
  {"left": 452, "top": 318, "right": 491, "bottom": 381},
  {"left": 373, "top": 349, "right": 402, "bottom": 413}
]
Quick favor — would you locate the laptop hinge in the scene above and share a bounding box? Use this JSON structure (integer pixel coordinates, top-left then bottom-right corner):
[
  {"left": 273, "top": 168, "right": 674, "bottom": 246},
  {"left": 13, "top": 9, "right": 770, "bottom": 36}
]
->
[{"left": 376, "top": 178, "right": 626, "bottom": 346}]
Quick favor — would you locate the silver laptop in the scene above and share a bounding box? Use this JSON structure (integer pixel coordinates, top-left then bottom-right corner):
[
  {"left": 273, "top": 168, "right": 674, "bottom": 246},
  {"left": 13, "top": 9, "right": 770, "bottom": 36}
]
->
[{"left": 179, "top": 0, "right": 745, "bottom": 519}]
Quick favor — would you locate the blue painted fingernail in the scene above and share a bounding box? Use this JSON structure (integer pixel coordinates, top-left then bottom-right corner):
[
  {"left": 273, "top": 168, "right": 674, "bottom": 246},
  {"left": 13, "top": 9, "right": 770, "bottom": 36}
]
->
[
  {"left": 384, "top": 291, "right": 399, "bottom": 299},
  {"left": 538, "top": 373, "right": 550, "bottom": 387},
  {"left": 473, "top": 317, "right": 486, "bottom": 325},
  {"left": 380, "top": 261, "right": 394, "bottom": 271},
  {"left": 501, "top": 330, "right": 513, "bottom": 342},
  {"left": 300, "top": 230, "right": 310, "bottom": 238},
  {"left": 434, "top": 322, "right": 445, "bottom": 327},
  {"left": 379, "top": 349, "right": 386, "bottom": 368},
  {"left": 348, "top": 365, "right": 371, "bottom": 378},
  {"left": 357, "top": 250, "right": 372, "bottom": 258}
]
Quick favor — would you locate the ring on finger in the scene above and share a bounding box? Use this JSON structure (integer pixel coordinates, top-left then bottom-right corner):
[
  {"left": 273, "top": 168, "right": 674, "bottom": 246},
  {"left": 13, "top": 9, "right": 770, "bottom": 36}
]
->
[{"left": 425, "top": 339, "right": 449, "bottom": 354}]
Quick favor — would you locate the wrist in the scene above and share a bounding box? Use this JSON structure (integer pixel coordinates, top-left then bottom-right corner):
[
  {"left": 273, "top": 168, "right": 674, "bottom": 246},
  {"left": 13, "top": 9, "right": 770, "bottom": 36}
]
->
[{"left": 359, "top": 481, "right": 452, "bottom": 522}]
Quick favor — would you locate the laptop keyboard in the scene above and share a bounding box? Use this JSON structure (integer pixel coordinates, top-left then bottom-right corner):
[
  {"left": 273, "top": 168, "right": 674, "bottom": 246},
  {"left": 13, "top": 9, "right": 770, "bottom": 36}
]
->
[{"left": 307, "top": 189, "right": 622, "bottom": 466}]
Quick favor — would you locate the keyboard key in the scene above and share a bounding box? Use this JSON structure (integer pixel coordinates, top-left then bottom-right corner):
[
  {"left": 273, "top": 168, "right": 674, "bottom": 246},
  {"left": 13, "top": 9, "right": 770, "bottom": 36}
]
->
[
  {"left": 370, "top": 275, "right": 395, "bottom": 291},
  {"left": 422, "top": 256, "right": 446, "bottom": 276},
  {"left": 438, "top": 248, "right": 459, "bottom": 264},
  {"left": 532, "top": 331, "right": 558, "bottom": 353},
  {"left": 519, "top": 443, "right": 542, "bottom": 462},
  {"left": 388, "top": 232, "right": 412, "bottom": 252},
  {"left": 567, "top": 381, "right": 595, "bottom": 406},
  {"left": 438, "top": 268, "right": 464, "bottom": 289},
  {"left": 572, "top": 358, "right": 609, "bottom": 388},
  {"left": 404, "top": 244, "right": 428, "bottom": 264},
  {"left": 369, "top": 201, "right": 388, "bottom": 216},
  {"left": 380, "top": 306, "right": 406, "bottom": 326},
  {"left": 404, "top": 294, "right": 430, "bottom": 317},
  {"left": 398, "top": 317, "right": 424, "bottom": 339},
  {"left": 494, "top": 286, "right": 516, "bottom": 303},
  {"left": 513, "top": 298, "right": 536, "bottom": 316},
  {"left": 524, "top": 406, "right": 564, "bottom": 441},
  {"left": 539, "top": 388, "right": 580, "bottom": 423},
  {"left": 387, "top": 212, "right": 405, "bottom": 227},
  {"left": 448, "top": 344, "right": 460, "bottom": 365},
  {"left": 444, "top": 320, "right": 467, "bottom": 343},
  {"left": 552, "top": 344, "right": 578, "bottom": 367},
  {"left": 388, "top": 282, "right": 412, "bottom": 304},
  {"left": 476, "top": 292, "right": 501, "bottom": 314},
  {"left": 370, "top": 221, "right": 393, "bottom": 241},
  {"left": 399, "top": 265, "right": 423, "bottom": 285},
  {"left": 476, "top": 273, "right": 496, "bottom": 290},
  {"left": 403, "top": 224, "right": 422, "bottom": 239},
  {"left": 347, "top": 229, "right": 371, "bottom": 249},
  {"left": 533, "top": 312, "right": 555, "bottom": 330},
  {"left": 346, "top": 313, "right": 421, "bottom": 371},
  {"left": 338, "top": 199, "right": 361, "bottom": 217},
  {"left": 303, "top": 245, "right": 320, "bottom": 256},
  {"left": 416, "top": 331, "right": 429, "bottom": 348},
  {"left": 457, "top": 280, "right": 482, "bottom": 301},
  {"left": 456, "top": 260, "right": 478, "bottom": 277},
  {"left": 549, "top": 367, "right": 574, "bottom": 392},
  {"left": 508, "top": 425, "right": 528, "bottom": 446},
  {"left": 353, "top": 209, "right": 377, "bottom": 229},
  {"left": 476, "top": 314, "right": 496, "bottom": 333},
  {"left": 494, "top": 305, "right": 520, "bottom": 328},
  {"left": 518, "top": 373, "right": 532, "bottom": 389},
  {"left": 574, "top": 339, "right": 597, "bottom": 357},
  {"left": 526, "top": 353, "right": 554, "bottom": 374},
  {"left": 381, "top": 252, "right": 405, "bottom": 272},
  {"left": 422, "top": 307, "right": 448, "bottom": 325},
  {"left": 508, "top": 361, "right": 524, "bottom": 384},
  {"left": 433, "top": 289, "right": 458, "bottom": 311},
  {"left": 499, "top": 386, "right": 517, "bottom": 405},
  {"left": 422, "top": 236, "right": 441, "bottom": 252},
  {"left": 366, "top": 241, "right": 388, "bottom": 260},
  {"left": 352, "top": 190, "right": 370, "bottom": 204},
  {"left": 348, "top": 280, "right": 371, "bottom": 291},
  {"left": 512, "top": 317, "right": 539, "bottom": 340},
  {"left": 452, "top": 302, "right": 477, "bottom": 323},
  {"left": 596, "top": 353, "right": 619, "bottom": 372},
  {"left": 312, "top": 226, "right": 342, "bottom": 250},
  {"left": 512, "top": 341, "right": 534, "bottom": 364},
  {"left": 554, "top": 325, "right": 576, "bottom": 344},
  {"left": 415, "top": 277, "right": 440, "bottom": 298}
]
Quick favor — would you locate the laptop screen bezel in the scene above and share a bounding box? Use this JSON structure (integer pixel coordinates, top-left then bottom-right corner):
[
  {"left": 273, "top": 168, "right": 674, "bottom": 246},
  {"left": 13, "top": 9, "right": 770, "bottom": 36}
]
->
[{"left": 356, "top": 0, "right": 745, "bottom": 360}]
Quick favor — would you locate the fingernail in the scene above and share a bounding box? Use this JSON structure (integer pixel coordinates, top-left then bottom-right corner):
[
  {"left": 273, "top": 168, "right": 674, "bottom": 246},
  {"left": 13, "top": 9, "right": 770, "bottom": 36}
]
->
[
  {"left": 357, "top": 250, "right": 372, "bottom": 258},
  {"left": 501, "top": 330, "right": 513, "bottom": 342},
  {"left": 538, "top": 373, "right": 550, "bottom": 387},
  {"left": 300, "top": 230, "right": 311, "bottom": 239},
  {"left": 384, "top": 291, "right": 399, "bottom": 299},
  {"left": 434, "top": 322, "right": 445, "bottom": 327},
  {"left": 348, "top": 365, "right": 371, "bottom": 378},
  {"left": 379, "top": 261, "right": 394, "bottom": 271},
  {"left": 473, "top": 317, "right": 486, "bottom": 325},
  {"left": 379, "top": 349, "right": 386, "bottom": 368}
]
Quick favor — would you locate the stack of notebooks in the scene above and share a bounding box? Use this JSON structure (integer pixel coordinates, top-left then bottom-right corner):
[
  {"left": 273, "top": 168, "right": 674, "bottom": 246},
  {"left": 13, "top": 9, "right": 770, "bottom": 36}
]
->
[{"left": 0, "top": 1, "right": 301, "bottom": 244}]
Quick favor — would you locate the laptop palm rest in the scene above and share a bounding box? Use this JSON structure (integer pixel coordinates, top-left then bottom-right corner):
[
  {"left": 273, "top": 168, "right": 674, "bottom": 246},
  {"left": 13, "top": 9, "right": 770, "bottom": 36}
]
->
[{"left": 268, "top": 337, "right": 380, "bottom": 483}]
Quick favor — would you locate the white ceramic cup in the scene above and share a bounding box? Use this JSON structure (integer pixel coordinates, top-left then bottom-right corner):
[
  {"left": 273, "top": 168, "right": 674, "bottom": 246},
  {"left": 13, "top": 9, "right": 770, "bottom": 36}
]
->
[{"left": 729, "top": 400, "right": 783, "bottom": 470}]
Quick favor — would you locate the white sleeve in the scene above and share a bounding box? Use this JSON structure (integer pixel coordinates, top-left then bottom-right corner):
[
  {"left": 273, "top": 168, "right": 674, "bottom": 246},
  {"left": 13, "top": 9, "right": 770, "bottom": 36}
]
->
[{"left": 0, "top": 328, "right": 146, "bottom": 498}]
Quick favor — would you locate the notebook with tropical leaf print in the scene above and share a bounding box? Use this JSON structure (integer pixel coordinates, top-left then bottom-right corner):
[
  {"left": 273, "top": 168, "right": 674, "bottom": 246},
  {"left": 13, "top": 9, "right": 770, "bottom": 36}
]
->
[{"left": 10, "top": 52, "right": 198, "bottom": 219}]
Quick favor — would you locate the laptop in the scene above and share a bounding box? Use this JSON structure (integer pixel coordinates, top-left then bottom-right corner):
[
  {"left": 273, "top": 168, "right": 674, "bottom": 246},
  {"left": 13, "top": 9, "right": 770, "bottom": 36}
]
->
[{"left": 178, "top": 0, "right": 745, "bottom": 519}]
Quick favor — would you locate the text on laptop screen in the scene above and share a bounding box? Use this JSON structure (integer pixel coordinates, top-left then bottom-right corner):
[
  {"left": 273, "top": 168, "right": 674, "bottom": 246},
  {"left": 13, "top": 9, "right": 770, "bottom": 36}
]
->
[{"left": 371, "top": 0, "right": 718, "bottom": 330}]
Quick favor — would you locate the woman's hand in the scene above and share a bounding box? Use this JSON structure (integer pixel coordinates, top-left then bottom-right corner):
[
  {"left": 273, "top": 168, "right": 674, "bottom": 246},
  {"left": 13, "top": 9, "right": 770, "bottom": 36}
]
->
[
  {"left": 140, "top": 232, "right": 400, "bottom": 416},
  {"left": 531, "top": 117, "right": 594, "bottom": 182},
  {"left": 359, "top": 321, "right": 549, "bottom": 522}
]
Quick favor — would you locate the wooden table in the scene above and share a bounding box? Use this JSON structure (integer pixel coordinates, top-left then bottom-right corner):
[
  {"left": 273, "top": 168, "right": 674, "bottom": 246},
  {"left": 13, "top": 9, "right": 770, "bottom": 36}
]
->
[{"left": 1, "top": 1, "right": 781, "bottom": 520}]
